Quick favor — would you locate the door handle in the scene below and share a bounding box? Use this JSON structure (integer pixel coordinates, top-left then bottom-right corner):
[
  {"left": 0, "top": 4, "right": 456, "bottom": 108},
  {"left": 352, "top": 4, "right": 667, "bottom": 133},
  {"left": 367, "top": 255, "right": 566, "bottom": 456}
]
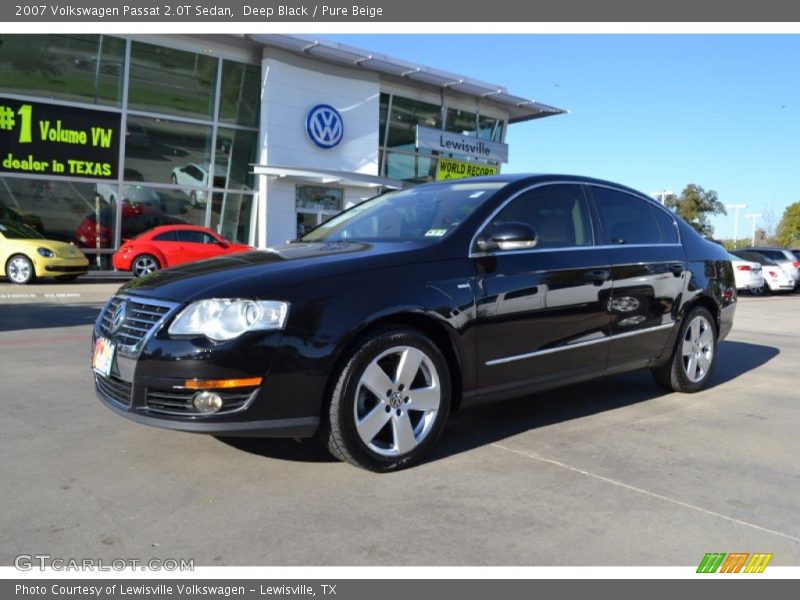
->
[
  {"left": 586, "top": 270, "right": 610, "bottom": 285},
  {"left": 669, "top": 263, "right": 684, "bottom": 276}
]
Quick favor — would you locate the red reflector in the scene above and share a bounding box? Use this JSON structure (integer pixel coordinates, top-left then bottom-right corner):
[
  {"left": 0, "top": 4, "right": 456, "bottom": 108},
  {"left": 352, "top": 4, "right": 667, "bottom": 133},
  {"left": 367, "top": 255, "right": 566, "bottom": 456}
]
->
[{"left": 736, "top": 265, "right": 751, "bottom": 271}]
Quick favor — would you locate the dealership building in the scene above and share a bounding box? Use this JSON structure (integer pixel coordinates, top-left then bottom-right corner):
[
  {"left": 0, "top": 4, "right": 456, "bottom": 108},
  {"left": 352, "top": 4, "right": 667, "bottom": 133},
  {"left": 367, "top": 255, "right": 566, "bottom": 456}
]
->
[{"left": 0, "top": 34, "right": 564, "bottom": 268}]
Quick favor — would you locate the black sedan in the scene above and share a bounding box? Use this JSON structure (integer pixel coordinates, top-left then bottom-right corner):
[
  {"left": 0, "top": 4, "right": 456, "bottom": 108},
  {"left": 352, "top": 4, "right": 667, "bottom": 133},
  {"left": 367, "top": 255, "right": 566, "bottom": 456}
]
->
[{"left": 92, "top": 174, "right": 736, "bottom": 471}]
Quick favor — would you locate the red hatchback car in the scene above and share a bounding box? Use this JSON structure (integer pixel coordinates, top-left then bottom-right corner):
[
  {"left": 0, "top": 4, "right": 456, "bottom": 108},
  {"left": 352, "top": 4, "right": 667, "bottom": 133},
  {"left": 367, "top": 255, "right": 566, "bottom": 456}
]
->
[{"left": 113, "top": 225, "right": 253, "bottom": 277}]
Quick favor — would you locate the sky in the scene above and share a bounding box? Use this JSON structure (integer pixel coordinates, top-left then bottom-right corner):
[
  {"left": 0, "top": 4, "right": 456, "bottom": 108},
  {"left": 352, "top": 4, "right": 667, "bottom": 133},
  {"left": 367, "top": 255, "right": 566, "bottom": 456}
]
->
[{"left": 325, "top": 34, "right": 800, "bottom": 241}]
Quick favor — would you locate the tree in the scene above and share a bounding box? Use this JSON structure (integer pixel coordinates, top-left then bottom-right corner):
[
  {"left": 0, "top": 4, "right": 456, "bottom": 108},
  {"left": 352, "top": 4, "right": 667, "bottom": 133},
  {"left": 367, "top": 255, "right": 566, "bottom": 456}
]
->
[
  {"left": 664, "top": 184, "right": 726, "bottom": 238},
  {"left": 775, "top": 202, "right": 800, "bottom": 247}
]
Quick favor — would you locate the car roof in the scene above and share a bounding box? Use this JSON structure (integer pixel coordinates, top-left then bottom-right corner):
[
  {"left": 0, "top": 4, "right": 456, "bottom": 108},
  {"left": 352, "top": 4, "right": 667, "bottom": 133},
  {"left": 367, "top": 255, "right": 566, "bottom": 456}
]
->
[
  {"left": 145, "top": 224, "right": 213, "bottom": 235},
  {"left": 419, "top": 173, "right": 657, "bottom": 199}
]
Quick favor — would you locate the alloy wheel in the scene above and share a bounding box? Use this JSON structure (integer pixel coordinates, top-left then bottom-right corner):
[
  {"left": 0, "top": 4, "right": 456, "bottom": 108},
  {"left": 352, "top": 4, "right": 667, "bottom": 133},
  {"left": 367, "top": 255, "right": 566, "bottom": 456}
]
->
[
  {"left": 681, "top": 314, "right": 714, "bottom": 383},
  {"left": 7, "top": 256, "right": 33, "bottom": 284},
  {"left": 132, "top": 256, "right": 159, "bottom": 277},
  {"left": 353, "top": 345, "right": 441, "bottom": 457}
]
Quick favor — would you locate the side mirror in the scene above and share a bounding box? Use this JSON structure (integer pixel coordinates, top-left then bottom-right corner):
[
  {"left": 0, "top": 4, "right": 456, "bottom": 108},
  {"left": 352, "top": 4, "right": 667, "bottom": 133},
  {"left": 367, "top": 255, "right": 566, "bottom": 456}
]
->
[
  {"left": 476, "top": 222, "right": 538, "bottom": 253},
  {"left": 216, "top": 239, "right": 230, "bottom": 248}
]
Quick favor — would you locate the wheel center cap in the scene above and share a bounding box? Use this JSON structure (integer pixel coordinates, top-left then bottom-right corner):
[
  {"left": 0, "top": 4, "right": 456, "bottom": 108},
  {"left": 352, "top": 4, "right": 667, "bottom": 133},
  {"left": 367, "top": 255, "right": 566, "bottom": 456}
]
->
[{"left": 388, "top": 391, "right": 404, "bottom": 409}]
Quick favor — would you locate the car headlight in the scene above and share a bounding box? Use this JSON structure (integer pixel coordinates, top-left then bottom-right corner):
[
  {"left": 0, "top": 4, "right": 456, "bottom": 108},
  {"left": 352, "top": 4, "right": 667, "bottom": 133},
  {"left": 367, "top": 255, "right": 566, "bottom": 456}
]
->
[
  {"left": 37, "top": 247, "right": 55, "bottom": 258},
  {"left": 168, "top": 299, "right": 289, "bottom": 341}
]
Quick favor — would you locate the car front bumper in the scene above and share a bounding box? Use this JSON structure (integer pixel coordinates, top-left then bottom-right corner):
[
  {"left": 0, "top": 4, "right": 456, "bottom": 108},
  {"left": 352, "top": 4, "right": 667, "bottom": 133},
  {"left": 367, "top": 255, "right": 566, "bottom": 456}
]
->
[{"left": 92, "top": 293, "right": 324, "bottom": 438}]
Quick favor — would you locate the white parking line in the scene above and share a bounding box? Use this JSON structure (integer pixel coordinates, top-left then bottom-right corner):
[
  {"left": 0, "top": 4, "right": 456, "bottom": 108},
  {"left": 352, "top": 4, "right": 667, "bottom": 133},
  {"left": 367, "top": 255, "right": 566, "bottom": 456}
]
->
[{"left": 490, "top": 441, "right": 800, "bottom": 544}]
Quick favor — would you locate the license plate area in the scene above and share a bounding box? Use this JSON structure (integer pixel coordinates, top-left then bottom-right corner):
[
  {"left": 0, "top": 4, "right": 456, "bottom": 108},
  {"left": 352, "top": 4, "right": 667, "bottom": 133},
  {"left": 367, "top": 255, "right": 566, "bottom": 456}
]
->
[{"left": 92, "top": 336, "right": 115, "bottom": 377}]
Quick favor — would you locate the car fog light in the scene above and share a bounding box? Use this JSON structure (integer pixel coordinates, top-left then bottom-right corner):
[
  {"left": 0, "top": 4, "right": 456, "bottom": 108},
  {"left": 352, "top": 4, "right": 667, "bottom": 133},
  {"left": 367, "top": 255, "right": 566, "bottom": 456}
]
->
[{"left": 192, "top": 391, "right": 223, "bottom": 413}]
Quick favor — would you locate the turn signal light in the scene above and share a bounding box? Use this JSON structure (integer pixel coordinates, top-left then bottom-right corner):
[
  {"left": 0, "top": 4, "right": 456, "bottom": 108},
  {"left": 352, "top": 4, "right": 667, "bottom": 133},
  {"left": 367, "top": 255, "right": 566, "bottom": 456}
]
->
[{"left": 184, "top": 377, "right": 263, "bottom": 390}]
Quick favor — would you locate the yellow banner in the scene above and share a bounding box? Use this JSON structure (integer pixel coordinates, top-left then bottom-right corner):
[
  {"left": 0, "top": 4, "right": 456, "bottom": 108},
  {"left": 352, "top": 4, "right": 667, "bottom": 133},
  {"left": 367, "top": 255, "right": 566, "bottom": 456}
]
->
[{"left": 436, "top": 158, "right": 498, "bottom": 181}]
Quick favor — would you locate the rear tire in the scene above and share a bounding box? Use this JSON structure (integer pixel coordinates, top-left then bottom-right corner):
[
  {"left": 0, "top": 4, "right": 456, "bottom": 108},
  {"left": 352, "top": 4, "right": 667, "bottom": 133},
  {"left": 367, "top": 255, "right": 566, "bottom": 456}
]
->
[
  {"left": 6, "top": 254, "right": 35, "bottom": 285},
  {"left": 131, "top": 254, "right": 160, "bottom": 277},
  {"left": 651, "top": 307, "right": 717, "bottom": 393},
  {"left": 320, "top": 327, "right": 451, "bottom": 472}
]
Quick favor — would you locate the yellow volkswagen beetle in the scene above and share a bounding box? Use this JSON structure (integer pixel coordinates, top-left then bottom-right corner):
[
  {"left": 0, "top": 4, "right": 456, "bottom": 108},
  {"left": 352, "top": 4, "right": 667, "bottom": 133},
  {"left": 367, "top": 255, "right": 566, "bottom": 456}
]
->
[{"left": 0, "top": 220, "right": 89, "bottom": 284}]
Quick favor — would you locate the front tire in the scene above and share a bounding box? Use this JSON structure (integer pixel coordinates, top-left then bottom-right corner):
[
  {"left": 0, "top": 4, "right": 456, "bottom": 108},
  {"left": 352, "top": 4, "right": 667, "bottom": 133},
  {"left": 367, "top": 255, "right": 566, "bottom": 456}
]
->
[
  {"left": 131, "top": 254, "right": 160, "bottom": 277},
  {"left": 651, "top": 307, "right": 718, "bottom": 393},
  {"left": 321, "top": 328, "right": 451, "bottom": 472},
  {"left": 6, "top": 254, "right": 35, "bottom": 284}
]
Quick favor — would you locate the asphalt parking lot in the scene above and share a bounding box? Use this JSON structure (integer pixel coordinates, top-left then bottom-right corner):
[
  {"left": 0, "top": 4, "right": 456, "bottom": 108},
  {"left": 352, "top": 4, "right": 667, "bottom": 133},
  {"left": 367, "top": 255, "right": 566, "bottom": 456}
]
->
[{"left": 1, "top": 280, "right": 799, "bottom": 567}]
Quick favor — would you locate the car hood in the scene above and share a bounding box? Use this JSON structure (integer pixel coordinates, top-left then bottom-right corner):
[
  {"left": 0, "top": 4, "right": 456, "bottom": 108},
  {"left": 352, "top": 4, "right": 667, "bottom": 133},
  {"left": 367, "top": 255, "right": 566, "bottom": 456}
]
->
[
  {"left": 6, "top": 239, "right": 86, "bottom": 259},
  {"left": 117, "top": 241, "right": 436, "bottom": 303}
]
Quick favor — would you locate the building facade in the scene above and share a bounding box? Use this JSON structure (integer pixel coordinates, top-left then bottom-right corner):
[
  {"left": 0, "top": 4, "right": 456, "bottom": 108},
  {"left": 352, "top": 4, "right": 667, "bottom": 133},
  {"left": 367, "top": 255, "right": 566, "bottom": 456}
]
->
[{"left": 0, "top": 34, "right": 563, "bottom": 268}]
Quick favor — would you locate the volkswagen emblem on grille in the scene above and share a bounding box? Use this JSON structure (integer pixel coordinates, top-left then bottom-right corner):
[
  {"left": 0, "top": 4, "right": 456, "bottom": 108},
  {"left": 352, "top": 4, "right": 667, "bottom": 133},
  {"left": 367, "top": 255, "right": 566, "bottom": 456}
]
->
[
  {"left": 109, "top": 300, "right": 128, "bottom": 334},
  {"left": 305, "top": 104, "right": 344, "bottom": 149}
]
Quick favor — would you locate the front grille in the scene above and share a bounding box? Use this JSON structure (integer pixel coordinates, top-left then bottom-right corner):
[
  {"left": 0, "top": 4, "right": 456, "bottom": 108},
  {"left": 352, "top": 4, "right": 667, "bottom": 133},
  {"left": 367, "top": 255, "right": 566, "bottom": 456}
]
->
[
  {"left": 98, "top": 295, "right": 176, "bottom": 352},
  {"left": 96, "top": 373, "right": 132, "bottom": 407},
  {"left": 146, "top": 388, "right": 255, "bottom": 416}
]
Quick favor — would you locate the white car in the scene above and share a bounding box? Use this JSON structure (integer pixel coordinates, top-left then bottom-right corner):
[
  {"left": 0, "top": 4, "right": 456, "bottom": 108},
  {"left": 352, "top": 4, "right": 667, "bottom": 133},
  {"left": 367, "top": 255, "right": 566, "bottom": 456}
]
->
[
  {"left": 727, "top": 252, "right": 765, "bottom": 293},
  {"left": 95, "top": 183, "right": 161, "bottom": 208},
  {"left": 170, "top": 163, "right": 226, "bottom": 208},
  {"left": 733, "top": 250, "right": 795, "bottom": 294}
]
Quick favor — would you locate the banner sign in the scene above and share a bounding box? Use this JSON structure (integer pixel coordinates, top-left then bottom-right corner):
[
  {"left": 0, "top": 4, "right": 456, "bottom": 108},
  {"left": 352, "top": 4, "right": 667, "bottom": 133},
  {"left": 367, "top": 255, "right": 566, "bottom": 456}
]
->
[
  {"left": 0, "top": 97, "right": 121, "bottom": 180},
  {"left": 3, "top": 1, "right": 800, "bottom": 22},
  {"left": 436, "top": 158, "right": 499, "bottom": 181},
  {"left": 417, "top": 126, "right": 508, "bottom": 163}
]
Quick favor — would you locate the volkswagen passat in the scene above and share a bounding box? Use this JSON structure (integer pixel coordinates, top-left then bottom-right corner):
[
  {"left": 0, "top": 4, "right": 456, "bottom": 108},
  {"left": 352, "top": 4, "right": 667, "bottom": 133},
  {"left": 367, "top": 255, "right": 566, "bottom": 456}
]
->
[{"left": 92, "top": 175, "right": 736, "bottom": 471}]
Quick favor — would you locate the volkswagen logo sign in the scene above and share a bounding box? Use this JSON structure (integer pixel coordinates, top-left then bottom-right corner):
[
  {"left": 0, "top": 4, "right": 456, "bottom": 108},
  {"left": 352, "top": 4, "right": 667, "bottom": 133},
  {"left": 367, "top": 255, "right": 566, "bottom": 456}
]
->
[
  {"left": 109, "top": 300, "right": 127, "bottom": 334},
  {"left": 305, "top": 104, "right": 344, "bottom": 149}
]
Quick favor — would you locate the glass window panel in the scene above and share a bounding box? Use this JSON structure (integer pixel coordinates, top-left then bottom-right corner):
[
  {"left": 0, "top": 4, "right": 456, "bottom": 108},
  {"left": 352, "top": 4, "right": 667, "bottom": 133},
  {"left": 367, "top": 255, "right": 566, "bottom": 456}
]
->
[
  {"left": 591, "top": 186, "right": 665, "bottom": 245},
  {"left": 219, "top": 60, "right": 260, "bottom": 127},
  {"left": 124, "top": 116, "right": 213, "bottom": 203},
  {"left": 386, "top": 96, "right": 441, "bottom": 152},
  {"left": 296, "top": 186, "right": 343, "bottom": 211},
  {"left": 385, "top": 152, "right": 435, "bottom": 184},
  {"left": 0, "top": 34, "right": 124, "bottom": 106},
  {"left": 446, "top": 108, "right": 477, "bottom": 136},
  {"left": 210, "top": 192, "right": 253, "bottom": 244},
  {"left": 478, "top": 115, "right": 501, "bottom": 141},
  {"left": 128, "top": 41, "right": 217, "bottom": 119},
  {"left": 215, "top": 128, "right": 258, "bottom": 190},
  {"left": 0, "top": 176, "right": 112, "bottom": 246},
  {"left": 491, "top": 184, "right": 593, "bottom": 248}
]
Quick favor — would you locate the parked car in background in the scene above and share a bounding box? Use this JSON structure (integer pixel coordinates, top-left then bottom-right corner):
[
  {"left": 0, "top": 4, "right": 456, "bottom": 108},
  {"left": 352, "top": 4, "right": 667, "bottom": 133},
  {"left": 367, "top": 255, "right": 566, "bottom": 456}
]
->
[
  {"left": 93, "top": 174, "right": 736, "bottom": 471},
  {"left": 1, "top": 221, "right": 88, "bottom": 284},
  {"left": 170, "top": 163, "right": 226, "bottom": 208},
  {"left": 0, "top": 199, "right": 45, "bottom": 233},
  {"left": 726, "top": 252, "right": 765, "bottom": 294},
  {"left": 732, "top": 250, "right": 795, "bottom": 294},
  {"left": 112, "top": 224, "right": 252, "bottom": 277},
  {"left": 74, "top": 203, "right": 186, "bottom": 249},
  {"left": 95, "top": 182, "right": 161, "bottom": 208},
  {"left": 738, "top": 247, "right": 800, "bottom": 289}
]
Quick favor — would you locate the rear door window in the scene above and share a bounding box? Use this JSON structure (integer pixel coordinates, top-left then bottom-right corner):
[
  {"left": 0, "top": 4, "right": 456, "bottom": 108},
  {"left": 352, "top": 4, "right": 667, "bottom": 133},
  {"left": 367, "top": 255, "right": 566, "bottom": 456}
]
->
[{"left": 590, "top": 186, "right": 665, "bottom": 245}]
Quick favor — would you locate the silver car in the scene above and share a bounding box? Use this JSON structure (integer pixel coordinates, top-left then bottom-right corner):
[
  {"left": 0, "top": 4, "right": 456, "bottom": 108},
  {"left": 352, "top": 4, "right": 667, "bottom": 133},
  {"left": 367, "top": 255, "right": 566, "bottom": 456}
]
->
[{"left": 739, "top": 247, "right": 800, "bottom": 289}]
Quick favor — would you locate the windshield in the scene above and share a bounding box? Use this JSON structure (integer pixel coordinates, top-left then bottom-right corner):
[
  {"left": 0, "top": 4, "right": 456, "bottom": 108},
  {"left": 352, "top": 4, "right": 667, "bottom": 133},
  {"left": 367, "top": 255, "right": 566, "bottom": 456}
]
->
[
  {"left": 299, "top": 181, "right": 507, "bottom": 243},
  {"left": 0, "top": 220, "right": 45, "bottom": 240}
]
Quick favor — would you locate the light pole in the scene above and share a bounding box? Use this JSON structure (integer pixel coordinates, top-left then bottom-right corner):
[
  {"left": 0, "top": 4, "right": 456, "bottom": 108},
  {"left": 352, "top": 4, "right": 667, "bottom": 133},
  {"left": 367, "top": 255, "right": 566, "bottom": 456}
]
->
[
  {"left": 726, "top": 204, "right": 747, "bottom": 247},
  {"left": 651, "top": 190, "right": 673, "bottom": 205},
  {"left": 745, "top": 213, "right": 762, "bottom": 246}
]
